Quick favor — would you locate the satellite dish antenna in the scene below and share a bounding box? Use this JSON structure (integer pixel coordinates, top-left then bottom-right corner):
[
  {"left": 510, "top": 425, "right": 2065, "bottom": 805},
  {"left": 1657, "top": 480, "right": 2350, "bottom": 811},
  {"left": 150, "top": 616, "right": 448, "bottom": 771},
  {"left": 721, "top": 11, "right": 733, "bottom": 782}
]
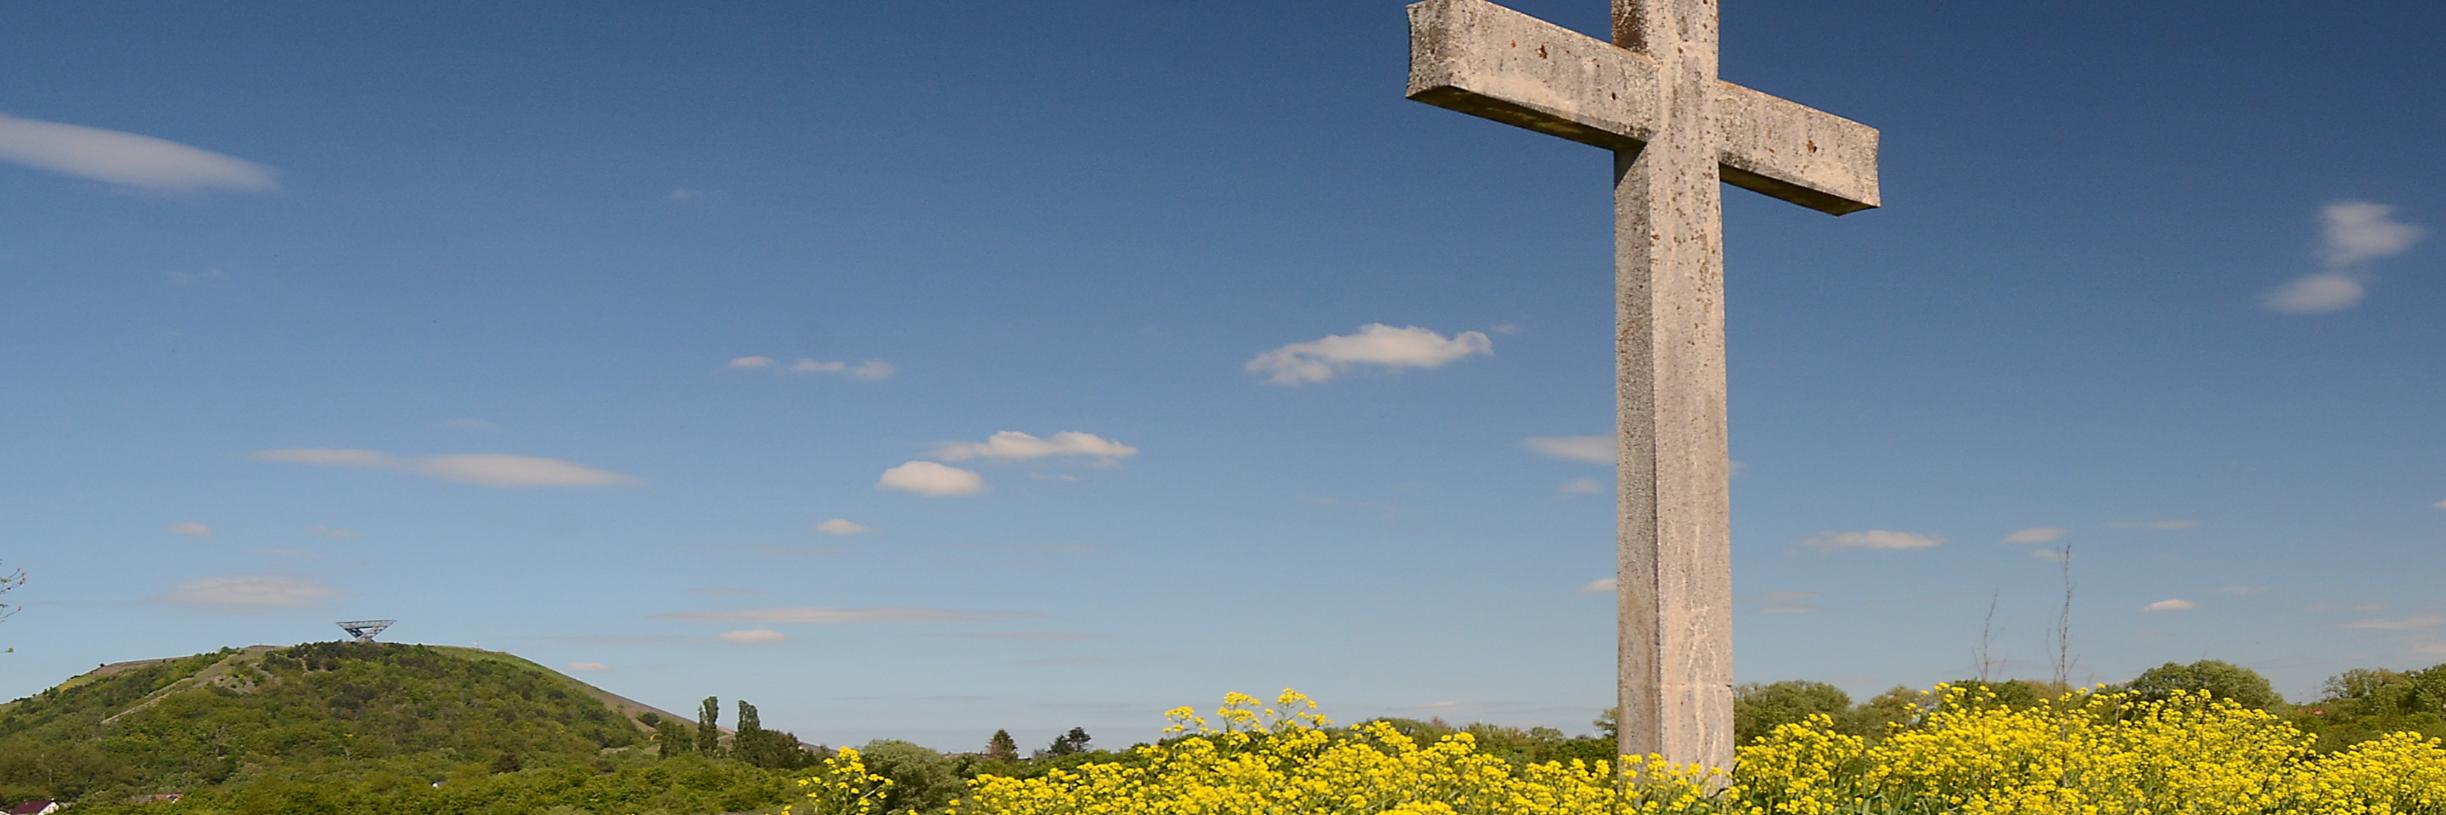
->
[{"left": 336, "top": 620, "right": 396, "bottom": 643}]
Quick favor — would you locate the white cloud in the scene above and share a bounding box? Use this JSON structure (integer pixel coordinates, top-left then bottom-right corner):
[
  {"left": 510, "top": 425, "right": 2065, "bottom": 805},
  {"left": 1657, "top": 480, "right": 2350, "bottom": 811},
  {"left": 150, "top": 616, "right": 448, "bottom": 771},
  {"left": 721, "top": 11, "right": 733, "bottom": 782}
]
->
[
  {"left": 2003, "top": 526, "right": 2065, "bottom": 544},
  {"left": 254, "top": 448, "right": 639, "bottom": 489},
  {"left": 1801, "top": 530, "right": 1943, "bottom": 551},
  {"left": 1579, "top": 577, "right": 1617, "bottom": 594},
  {"left": 1524, "top": 435, "right": 1611, "bottom": 464},
  {"left": 252, "top": 448, "right": 399, "bottom": 469},
  {"left": 2321, "top": 201, "right": 2424, "bottom": 268},
  {"left": 0, "top": 112, "right": 278, "bottom": 192},
  {"left": 2262, "top": 273, "right": 2367, "bottom": 314},
  {"left": 2143, "top": 599, "right": 2196, "bottom": 613},
  {"left": 2111, "top": 519, "right": 2200, "bottom": 531},
  {"left": 786, "top": 358, "right": 894, "bottom": 380},
  {"left": 303, "top": 525, "right": 361, "bottom": 540},
  {"left": 727, "top": 355, "right": 774, "bottom": 370},
  {"left": 1559, "top": 477, "right": 1604, "bottom": 495},
  {"left": 1760, "top": 591, "right": 1820, "bottom": 614},
  {"left": 657, "top": 607, "right": 1028, "bottom": 624},
  {"left": 161, "top": 575, "right": 340, "bottom": 609},
  {"left": 2262, "top": 202, "right": 2424, "bottom": 315},
  {"left": 411, "top": 454, "right": 640, "bottom": 488},
  {"left": 166, "top": 521, "right": 212, "bottom": 538},
  {"left": 879, "top": 461, "right": 985, "bottom": 497},
  {"left": 566, "top": 661, "right": 612, "bottom": 672},
  {"left": 928, "top": 431, "right": 1138, "bottom": 464},
  {"left": 1246, "top": 323, "right": 1493, "bottom": 385},
  {"left": 813, "top": 518, "right": 870, "bottom": 536},
  {"left": 2342, "top": 613, "right": 2446, "bottom": 631},
  {"left": 2433, "top": 499, "right": 2446, "bottom": 510},
  {"left": 717, "top": 629, "right": 788, "bottom": 644}
]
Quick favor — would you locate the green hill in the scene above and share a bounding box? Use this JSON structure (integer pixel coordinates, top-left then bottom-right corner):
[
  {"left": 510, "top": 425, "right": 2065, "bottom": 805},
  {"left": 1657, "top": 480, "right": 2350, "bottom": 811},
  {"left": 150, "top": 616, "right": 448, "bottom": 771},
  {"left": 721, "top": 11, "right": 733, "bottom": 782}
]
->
[{"left": 0, "top": 642, "right": 805, "bottom": 814}]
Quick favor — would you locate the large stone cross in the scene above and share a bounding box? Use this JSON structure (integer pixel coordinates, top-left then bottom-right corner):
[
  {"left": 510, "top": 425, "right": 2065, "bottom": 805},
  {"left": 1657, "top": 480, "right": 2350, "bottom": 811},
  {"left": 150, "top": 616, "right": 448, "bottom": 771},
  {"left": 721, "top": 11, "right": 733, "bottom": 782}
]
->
[{"left": 1406, "top": 0, "right": 1879, "bottom": 771}]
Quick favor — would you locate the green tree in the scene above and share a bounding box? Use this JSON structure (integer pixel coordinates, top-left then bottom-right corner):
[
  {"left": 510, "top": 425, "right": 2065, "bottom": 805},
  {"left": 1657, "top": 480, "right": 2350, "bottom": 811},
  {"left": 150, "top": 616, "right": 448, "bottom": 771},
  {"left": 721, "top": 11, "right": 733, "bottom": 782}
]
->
[
  {"left": 859, "top": 740, "right": 964, "bottom": 814},
  {"left": 697, "top": 696, "right": 722, "bottom": 756},
  {"left": 984, "top": 729, "right": 1019, "bottom": 762},
  {"left": 736, "top": 699, "right": 765, "bottom": 765},
  {"left": 1037, "top": 727, "right": 1092, "bottom": 758},
  {"left": 2123, "top": 660, "right": 2283, "bottom": 709},
  {"left": 657, "top": 718, "right": 692, "bottom": 758},
  {"left": 1733, "top": 681, "right": 1853, "bottom": 745}
]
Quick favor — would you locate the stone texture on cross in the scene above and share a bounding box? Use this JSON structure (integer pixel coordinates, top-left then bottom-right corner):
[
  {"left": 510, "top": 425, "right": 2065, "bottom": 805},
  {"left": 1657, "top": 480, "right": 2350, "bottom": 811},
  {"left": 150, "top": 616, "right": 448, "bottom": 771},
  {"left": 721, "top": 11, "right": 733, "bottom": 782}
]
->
[{"left": 1405, "top": 0, "right": 1879, "bottom": 772}]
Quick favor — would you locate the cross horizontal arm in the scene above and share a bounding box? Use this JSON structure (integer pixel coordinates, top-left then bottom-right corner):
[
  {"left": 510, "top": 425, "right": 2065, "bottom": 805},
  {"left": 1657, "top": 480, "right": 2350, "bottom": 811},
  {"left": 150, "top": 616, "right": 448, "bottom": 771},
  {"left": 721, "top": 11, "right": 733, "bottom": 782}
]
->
[{"left": 1406, "top": 0, "right": 1880, "bottom": 215}]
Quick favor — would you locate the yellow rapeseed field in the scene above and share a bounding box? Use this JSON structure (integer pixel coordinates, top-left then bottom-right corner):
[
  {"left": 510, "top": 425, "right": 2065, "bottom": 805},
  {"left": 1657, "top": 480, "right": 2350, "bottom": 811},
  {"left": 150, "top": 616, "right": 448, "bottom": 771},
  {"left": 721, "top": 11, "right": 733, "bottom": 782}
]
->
[{"left": 791, "top": 686, "right": 2446, "bottom": 815}]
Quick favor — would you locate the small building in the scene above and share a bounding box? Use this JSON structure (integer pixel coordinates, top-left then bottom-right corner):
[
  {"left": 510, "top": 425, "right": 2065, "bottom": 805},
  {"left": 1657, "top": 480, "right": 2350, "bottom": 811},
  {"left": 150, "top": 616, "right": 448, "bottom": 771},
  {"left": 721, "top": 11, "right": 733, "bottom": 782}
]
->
[{"left": 6, "top": 800, "right": 61, "bottom": 815}]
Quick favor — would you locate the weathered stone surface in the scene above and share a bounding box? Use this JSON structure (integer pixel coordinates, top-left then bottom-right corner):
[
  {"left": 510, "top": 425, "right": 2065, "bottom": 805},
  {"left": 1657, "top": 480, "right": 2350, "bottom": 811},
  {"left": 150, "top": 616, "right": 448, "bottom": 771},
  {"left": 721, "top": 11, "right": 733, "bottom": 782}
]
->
[
  {"left": 1407, "top": 0, "right": 1880, "bottom": 215},
  {"left": 1403, "top": 0, "right": 1883, "bottom": 774}
]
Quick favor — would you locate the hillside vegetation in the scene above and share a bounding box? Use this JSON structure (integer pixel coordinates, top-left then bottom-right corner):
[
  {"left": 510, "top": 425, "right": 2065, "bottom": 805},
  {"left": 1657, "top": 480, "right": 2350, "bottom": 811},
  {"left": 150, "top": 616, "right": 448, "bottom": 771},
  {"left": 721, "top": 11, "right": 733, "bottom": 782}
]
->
[{"left": 0, "top": 642, "right": 803, "bottom": 814}]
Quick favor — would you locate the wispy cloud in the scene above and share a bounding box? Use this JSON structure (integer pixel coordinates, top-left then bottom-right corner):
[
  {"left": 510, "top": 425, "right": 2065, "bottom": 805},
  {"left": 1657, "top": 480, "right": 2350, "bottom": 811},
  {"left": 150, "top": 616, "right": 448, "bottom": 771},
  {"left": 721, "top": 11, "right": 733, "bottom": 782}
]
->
[
  {"left": 566, "top": 661, "right": 611, "bottom": 673},
  {"left": 1524, "top": 435, "right": 1610, "bottom": 465},
  {"left": 166, "top": 521, "right": 212, "bottom": 538},
  {"left": 0, "top": 113, "right": 278, "bottom": 192},
  {"left": 2003, "top": 527, "right": 2065, "bottom": 544},
  {"left": 692, "top": 587, "right": 764, "bottom": 598},
  {"left": 2142, "top": 599, "right": 2196, "bottom": 613},
  {"left": 726, "top": 355, "right": 892, "bottom": 380},
  {"left": 2263, "top": 201, "right": 2425, "bottom": 314},
  {"left": 1559, "top": 477, "right": 1604, "bottom": 495},
  {"left": 1579, "top": 577, "right": 1617, "bottom": 594},
  {"left": 790, "top": 358, "right": 894, "bottom": 380},
  {"left": 813, "top": 519, "right": 871, "bottom": 536},
  {"left": 2030, "top": 547, "right": 2071, "bottom": 563},
  {"left": 717, "top": 629, "right": 788, "bottom": 644},
  {"left": 2342, "top": 613, "right": 2446, "bottom": 631},
  {"left": 2433, "top": 498, "right": 2446, "bottom": 511},
  {"left": 161, "top": 575, "right": 340, "bottom": 609},
  {"left": 2110, "top": 519, "right": 2199, "bottom": 531},
  {"left": 252, "top": 448, "right": 640, "bottom": 489},
  {"left": 1246, "top": 324, "right": 1492, "bottom": 385},
  {"left": 879, "top": 461, "right": 985, "bottom": 497},
  {"left": 928, "top": 431, "right": 1138, "bottom": 464},
  {"left": 2412, "top": 641, "right": 2446, "bottom": 658},
  {"left": 1801, "top": 530, "right": 1943, "bottom": 551},
  {"left": 302, "top": 526, "right": 360, "bottom": 540},
  {"left": 1760, "top": 591, "right": 1820, "bottom": 614},
  {"left": 656, "top": 607, "right": 1032, "bottom": 625}
]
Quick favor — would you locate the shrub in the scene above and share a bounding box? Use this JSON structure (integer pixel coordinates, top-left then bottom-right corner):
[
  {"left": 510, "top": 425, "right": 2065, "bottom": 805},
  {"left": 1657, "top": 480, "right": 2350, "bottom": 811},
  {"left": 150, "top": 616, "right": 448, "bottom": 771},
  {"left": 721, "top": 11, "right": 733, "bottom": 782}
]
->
[{"left": 796, "top": 684, "right": 2446, "bottom": 814}]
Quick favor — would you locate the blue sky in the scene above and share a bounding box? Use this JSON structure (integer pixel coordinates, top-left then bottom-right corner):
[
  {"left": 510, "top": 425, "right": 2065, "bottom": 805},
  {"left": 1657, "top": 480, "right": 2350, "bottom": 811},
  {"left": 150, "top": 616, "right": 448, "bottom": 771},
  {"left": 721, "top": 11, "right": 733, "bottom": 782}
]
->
[{"left": 2, "top": 1, "right": 2441, "bottom": 751}]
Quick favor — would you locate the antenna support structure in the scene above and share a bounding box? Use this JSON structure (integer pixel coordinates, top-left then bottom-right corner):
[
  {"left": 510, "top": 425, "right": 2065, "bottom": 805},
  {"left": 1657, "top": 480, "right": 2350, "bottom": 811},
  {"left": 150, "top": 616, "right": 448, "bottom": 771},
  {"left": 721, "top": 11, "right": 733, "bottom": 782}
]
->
[{"left": 336, "top": 619, "right": 396, "bottom": 643}]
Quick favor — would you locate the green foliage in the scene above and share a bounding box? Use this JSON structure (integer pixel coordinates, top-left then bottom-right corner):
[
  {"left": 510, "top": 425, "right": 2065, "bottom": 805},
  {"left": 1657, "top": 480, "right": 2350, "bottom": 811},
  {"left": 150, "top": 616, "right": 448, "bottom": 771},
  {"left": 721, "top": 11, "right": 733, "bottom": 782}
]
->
[
  {"left": 1035, "top": 726, "right": 1092, "bottom": 758},
  {"left": 857, "top": 739, "right": 965, "bottom": 814},
  {"left": 2122, "top": 660, "right": 2284, "bottom": 709},
  {"left": 984, "top": 729, "right": 1019, "bottom": 762},
  {"left": 695, "top": 696, "right": 721, "bottom": 756},
  {"left": 656, "top": 718, "right": 692, "bottom": 759},
  {"left": 2290, "top": 663, "right": 2446, "bottom": 751},
  {"left": 1732, "top": 680, "right": 1852, "bottom": 746},
  {"left": 0, "top": 643, "right": 804, "bottom": 813}
]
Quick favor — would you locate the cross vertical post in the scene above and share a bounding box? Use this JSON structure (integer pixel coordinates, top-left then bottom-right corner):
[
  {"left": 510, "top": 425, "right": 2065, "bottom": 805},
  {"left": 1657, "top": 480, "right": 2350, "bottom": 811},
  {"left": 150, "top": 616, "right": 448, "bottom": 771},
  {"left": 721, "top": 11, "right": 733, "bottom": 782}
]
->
[
  {"left": 1611, "top": 0, "right": 1734, "bottom": 771},
  {"left": 1404, "top": 0, "right": 1880, "bottom": 775}
]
